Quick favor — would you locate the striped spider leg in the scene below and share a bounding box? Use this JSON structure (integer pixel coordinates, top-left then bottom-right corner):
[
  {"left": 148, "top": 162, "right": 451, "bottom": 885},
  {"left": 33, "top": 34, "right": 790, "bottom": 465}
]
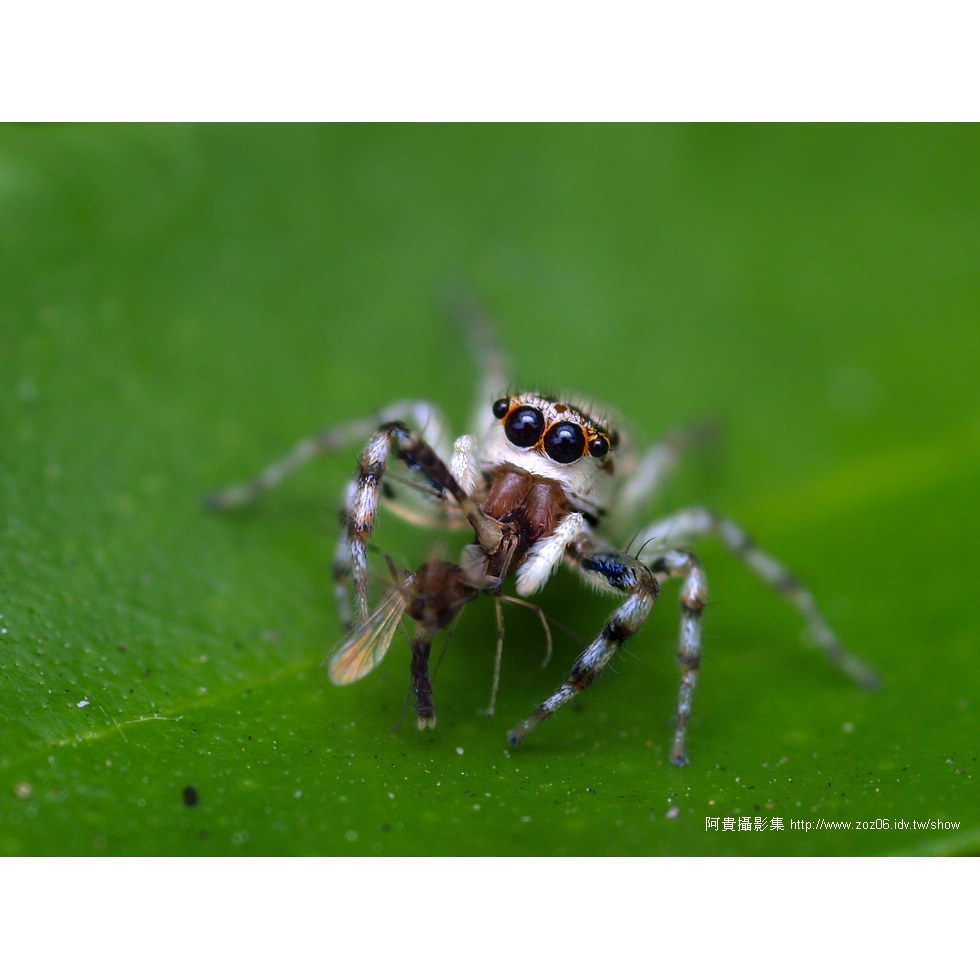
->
[
  {"left": 608, "top": 425, "right": 880, "bottom": 691},
  {"left": 206, "top": 400, "right": 490, "bottom": 632},
  {"left": 205, "top": 399, "right": 456, "bottom": 511},
  {"left": 634, "top": 507, "right": 881, "bottom": 691},
  {"left": 338, "top": 420, "right": 507, "bottom": 729},
  {"left": 342, "top": 421, "right": 501, "bottom": 628},
  {"left": 506, "top": 527, "right": 708, "bottom": 766}
]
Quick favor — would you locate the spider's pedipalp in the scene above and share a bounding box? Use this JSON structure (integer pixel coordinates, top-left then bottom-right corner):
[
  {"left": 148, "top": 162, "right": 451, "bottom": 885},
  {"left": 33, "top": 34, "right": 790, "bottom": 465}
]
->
[{"left": 515, "top": 511, "right": 588, "bottom": 597}]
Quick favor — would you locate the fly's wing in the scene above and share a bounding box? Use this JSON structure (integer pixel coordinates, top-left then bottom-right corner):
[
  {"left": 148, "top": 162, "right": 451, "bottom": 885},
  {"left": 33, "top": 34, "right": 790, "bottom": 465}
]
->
[{"left": 325, "top": 587, "right": 407, "bottom": 685}]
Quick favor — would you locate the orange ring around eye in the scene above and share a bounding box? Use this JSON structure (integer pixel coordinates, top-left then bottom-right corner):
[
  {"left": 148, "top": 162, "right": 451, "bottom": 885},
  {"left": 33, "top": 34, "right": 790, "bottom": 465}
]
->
[
  {"left": 543, "top": 421, "right": 587, "bottom": 463},
  {"left": 588, "top": 432, "right": 610, "bottom": 458},
  {"left": 504, "top": 405, "right": 545, "bottom": 448}
]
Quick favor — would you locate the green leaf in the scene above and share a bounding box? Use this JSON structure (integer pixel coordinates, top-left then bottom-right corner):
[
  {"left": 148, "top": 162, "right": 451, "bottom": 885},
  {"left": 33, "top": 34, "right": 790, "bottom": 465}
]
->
[{"left": 2, "top": 124, "right": 977, "bottom": 855}]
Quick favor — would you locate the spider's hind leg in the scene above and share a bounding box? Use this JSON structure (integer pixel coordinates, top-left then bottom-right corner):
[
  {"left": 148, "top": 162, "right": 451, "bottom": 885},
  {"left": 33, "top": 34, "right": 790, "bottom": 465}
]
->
[{"left": 444, "top": 289, "right": 512, "bottom": 435}]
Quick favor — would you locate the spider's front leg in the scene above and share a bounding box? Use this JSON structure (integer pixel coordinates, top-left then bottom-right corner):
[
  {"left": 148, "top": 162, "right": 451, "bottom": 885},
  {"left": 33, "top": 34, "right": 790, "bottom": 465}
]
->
[
  {"left": 645, "top": 548, "right": 709, "bottom": 766},
  {"left": 345, "top": 422, "right": 503, "bottom": 626},
  {"left": 508, "top": 542, "right": 666, "bottom": 751},
  {"left": 508, "top": 538, "right": 708, "bottom": 765}
]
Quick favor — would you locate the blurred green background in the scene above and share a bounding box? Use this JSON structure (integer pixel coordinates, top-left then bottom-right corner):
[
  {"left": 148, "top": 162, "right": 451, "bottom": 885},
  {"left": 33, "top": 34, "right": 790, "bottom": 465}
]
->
[{"left": 1, "top": 124, "right": 977, "bottom": 856}]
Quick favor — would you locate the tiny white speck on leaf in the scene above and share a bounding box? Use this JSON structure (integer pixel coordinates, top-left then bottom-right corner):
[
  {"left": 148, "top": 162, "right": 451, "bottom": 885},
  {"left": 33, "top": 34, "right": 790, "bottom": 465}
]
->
[
  {"left": 77, "top": 699, "right": 89, "bottom": 708},
  {"left": 455, "top": 746, "right": 464, "bottom": 755}
]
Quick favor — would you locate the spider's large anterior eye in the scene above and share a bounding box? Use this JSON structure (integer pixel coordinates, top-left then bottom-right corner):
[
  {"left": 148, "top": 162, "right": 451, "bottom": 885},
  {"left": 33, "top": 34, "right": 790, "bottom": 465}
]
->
[
  {"left": 504, "top": 405, "right": 544, "bottom": 448},
  {"left": 588, "top": 433, "right": 610, "bottom": 458},
  {"left": 544, "top": 422, "right": 586, "bottom": 464},
  {"left": 492, "top": 398, "right": 510, "bottom": 419}
]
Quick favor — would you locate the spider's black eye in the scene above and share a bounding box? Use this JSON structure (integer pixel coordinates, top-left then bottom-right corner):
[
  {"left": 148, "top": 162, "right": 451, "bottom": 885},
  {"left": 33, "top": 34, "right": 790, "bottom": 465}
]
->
[
  {"left": 492, "top": 398, "right": 510, "bottom": 419},
  {"left": 544, "top": 422, "right": 586, "bottom": 464},
  {"left": 504, "top": 405, "right": 544, "bottom": 448},
  {"left": 589, "top": 433, "right": 610, "bottom": 458}
]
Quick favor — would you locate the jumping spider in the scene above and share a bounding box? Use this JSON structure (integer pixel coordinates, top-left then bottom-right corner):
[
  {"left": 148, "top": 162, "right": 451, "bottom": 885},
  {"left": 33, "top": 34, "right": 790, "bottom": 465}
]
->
[{"left": 208, "top": 302, "right": 879, "bottom": 765}]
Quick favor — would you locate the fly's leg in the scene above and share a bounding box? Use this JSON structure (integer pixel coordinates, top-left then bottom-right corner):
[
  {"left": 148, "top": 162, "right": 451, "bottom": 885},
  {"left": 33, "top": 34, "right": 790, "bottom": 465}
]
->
[{"left": 410, "top": 628, "right": 437, "bottom": 730}]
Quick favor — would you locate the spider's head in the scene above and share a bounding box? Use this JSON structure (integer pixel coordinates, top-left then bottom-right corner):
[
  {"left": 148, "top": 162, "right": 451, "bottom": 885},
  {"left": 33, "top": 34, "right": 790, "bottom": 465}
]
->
[{"left": 480, "top": 393, "right": 619, "bottom": 505}]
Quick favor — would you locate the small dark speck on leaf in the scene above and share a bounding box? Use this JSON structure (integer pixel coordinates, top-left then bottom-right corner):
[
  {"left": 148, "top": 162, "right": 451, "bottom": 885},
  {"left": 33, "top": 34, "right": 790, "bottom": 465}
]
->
[{"left": 182, "top": 786, "right": 199, "bottom": 807}]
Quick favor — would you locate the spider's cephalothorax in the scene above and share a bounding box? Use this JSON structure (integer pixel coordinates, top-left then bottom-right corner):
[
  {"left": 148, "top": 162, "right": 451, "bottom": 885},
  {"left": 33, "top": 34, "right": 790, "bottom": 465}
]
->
[
  {"left": 482, "top": 393, "right": 616, "bottom": 515},
  {"left": 467, "top": 393, "right": 618, "bottom": 591},
  {"left": 208, "top": 304, "right": 880, "bottom": 765}
]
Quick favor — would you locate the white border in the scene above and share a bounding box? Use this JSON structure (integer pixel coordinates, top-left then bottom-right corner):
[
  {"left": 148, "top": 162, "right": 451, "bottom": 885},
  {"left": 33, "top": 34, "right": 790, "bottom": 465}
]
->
[
  {"left": 3, "top": 2, "right": 977, "bottom": 121},
  {"left": 1, "top": 857, "right": 974, "bottom": 976}
]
